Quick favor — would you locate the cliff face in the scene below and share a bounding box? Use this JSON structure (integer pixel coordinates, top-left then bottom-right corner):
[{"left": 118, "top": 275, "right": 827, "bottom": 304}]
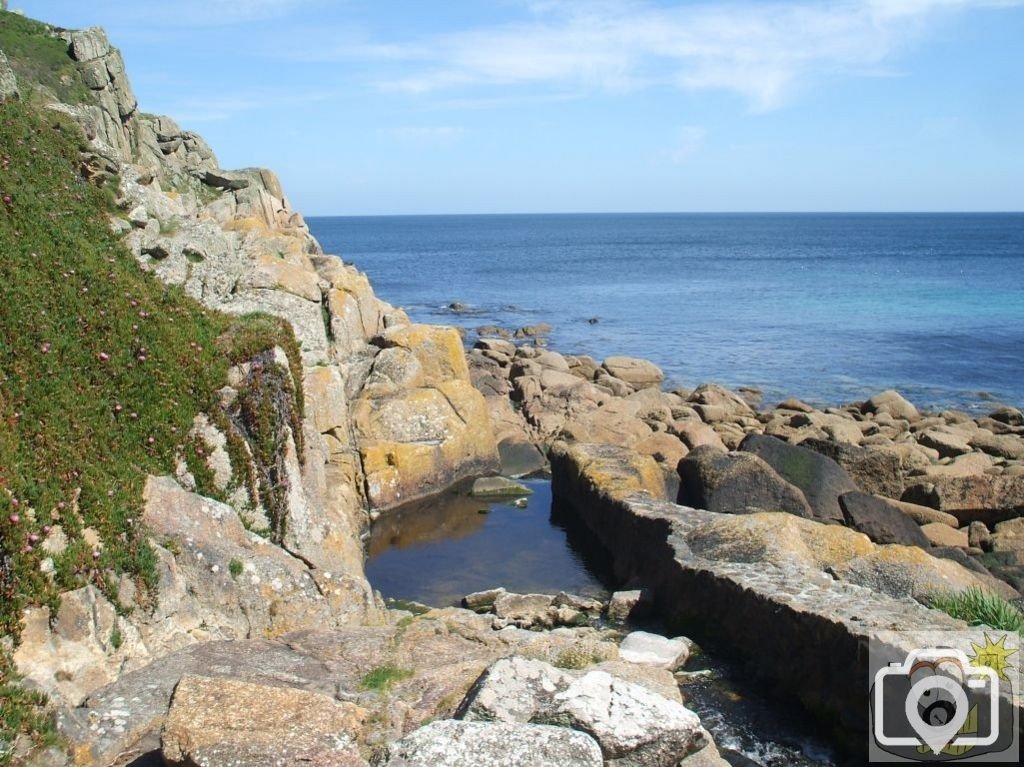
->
[{"left": 2, "top": 18, "right": 498, "bottom": 712}]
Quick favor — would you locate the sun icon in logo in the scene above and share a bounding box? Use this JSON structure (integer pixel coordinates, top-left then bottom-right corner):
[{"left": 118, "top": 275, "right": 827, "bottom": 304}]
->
[{"left": 967, "top": 633, "right": 1017, "bottom": 682}]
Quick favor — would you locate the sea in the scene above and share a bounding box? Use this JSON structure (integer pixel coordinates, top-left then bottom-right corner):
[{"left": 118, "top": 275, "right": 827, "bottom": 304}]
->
[{"left": 308, "top": 213, "right": 1024, "bottom": 413}]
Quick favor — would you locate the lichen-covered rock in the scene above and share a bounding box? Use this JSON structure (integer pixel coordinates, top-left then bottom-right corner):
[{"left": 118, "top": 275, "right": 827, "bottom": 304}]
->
[
  {"left": 543, "top": 671, "right": 707, "bottom": 767},
  {"left": 0, "top": 50, "right": 18, "bottom": 101},
  {"left": 355, "top": 380, "right": 499, "bottom": 509},
  {"left": 902, "top": 474, "right": 1024, "bottom": 525},
  {"left": 456, "top": 657, "right": 573, "bottom": 722},
  {"left": 550, "top": 442, "right": 670, "bottom": 503},
  {"left": 686, "top": 512, "right": 874, "bottom": 572},
  {"left": 161, "top": 675, "right": 367, "bottom": 767},
  {"left": 142, "top": 476, "right": 372, "bottom": 642},
  {"left": 13, "top": 586, "right": 149, "bottom": 706},
  {"left": 829, "top": 544, "right": 990, "bottom": 602},
  {"left": 376, "top": 720, "right": 603, "bottom": 767}
]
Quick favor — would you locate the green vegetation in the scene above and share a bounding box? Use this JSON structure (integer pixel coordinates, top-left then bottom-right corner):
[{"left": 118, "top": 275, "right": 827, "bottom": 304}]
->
[
  {"left": 108, "top": 626, "right": 122, "bottom": 650},
  {"left": 358, "top": 665, "right": 414, "bottom": 693},
  {"left": 552, "top": 643, "right": 604, "bottom": 670},
  {"left": 229, "top": 558, "right": 243, "bottom": 579},
  {"left": 0, "top": 653, "right": 60, "bottom": 762},
  {"left": 930, "top": 588, "right": 1024, "bottom": 632},
  {"left": 0, "top": 99, "right": 299, "bottom": 758},
  {"left": 0, "top": 12, "right": 91, "bottom": 105}
]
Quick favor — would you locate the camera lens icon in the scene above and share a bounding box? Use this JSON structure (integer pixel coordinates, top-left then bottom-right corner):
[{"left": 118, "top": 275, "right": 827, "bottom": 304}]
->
[{"left": 873, "top": 647, "right": 1000, "bottom": 755}]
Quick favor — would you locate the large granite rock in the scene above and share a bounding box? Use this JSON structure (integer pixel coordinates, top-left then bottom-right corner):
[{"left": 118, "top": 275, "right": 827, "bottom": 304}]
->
[
  {"left": 677, "top": 446, "right": 814, "bottom": 518},
  {"left": 800, "top": 438, "right": 905, "bottom": 499},
  {"left": 354, "top": 324, "right": 499, "bottom": 510},
  {"left": 550, "top": 442, "right": 670, "bottom": 503},
  {"left": 456, "top": 657, "right": 573, "bottom": 723},
  {"left": 838, "top": 491, "right": 931, "bottom": 547},
  {"left": 0, "top": 50, "right": 18, "bottom": 101},
  {"left": 618, "top": 631, "right": 690, "bottom": 670},
  {"left": 376, "top": 720, "right": 603, "bottom": 767},
  {"left": 602, "top": 356, "right": 665, "bottom": 390},
  {"left": 739, "top": 433, "right": 859, "bottom": 522},
  {"left": 354, "top": 379, "right": 499, "bottom": 509},
  {"left": 902, "top": 474, "right": 1024, "bottom": 525},
  {"left": 161, "top": 675, "right": 367, "bottom": 767},
  {"left": 56, "top": 610, "right": 621, "bottom": 767},
  {"left": 543, "top": 671, "right": 707, "bottom": 767},
  {"left": 861, "top": 389, "right": 920, "bottom": 422}
]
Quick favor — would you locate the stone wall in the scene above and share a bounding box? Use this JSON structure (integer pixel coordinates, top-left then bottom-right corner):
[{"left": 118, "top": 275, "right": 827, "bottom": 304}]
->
[{"left": 549, "top": 442, "right": 1022, "bottom": 751}]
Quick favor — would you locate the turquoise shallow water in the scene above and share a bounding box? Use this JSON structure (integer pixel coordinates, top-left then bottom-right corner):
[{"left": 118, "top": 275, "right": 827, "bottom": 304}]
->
[{"left": 309, "top": 212, "right": 1024, "bottom": 412}]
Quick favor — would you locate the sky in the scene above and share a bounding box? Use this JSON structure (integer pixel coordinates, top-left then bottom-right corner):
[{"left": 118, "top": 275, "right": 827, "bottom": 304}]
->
[{"left": 13, "top": 0, "right": 1024, "bottom": 215}]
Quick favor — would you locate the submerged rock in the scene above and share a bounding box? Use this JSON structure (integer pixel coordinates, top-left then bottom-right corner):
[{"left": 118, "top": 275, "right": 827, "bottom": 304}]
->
[{"left": 470, "top": 476, "right": 533, "bottom": 498}]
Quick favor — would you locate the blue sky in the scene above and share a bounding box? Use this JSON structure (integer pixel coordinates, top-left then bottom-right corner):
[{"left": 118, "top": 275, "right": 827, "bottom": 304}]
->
[{"left": 15, "top": 0, "right": 1024, "bottom": 214}]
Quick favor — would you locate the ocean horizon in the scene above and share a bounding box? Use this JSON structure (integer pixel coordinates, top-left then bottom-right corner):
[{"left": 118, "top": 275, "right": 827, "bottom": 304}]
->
[{"left": 309, "top": 212, "right": 1024, "bottom": 413}]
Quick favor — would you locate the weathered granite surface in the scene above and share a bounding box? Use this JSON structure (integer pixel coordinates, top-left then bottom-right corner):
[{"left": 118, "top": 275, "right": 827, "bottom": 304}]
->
[{"left": 549, "top": 441, "right": 1023, "bottom": 751}]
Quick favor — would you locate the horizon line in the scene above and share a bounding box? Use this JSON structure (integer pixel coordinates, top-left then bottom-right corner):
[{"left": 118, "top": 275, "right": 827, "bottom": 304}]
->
[{"left": 305, "top": 210, "right": 1024, "bottom": 219}]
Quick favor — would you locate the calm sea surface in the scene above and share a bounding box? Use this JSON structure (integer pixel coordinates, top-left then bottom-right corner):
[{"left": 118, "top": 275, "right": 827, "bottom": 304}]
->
[{"left": 309, "top": 213, "right": 1024, "bottom": 411}]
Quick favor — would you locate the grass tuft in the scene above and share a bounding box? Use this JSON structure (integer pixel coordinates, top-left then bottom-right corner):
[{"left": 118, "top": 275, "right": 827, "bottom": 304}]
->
[
  {"left": 358, "top": 665, "right": 414, "bottom": 693},
  {"left": 929, "top": 587, "right": 1024, "bottom": 632}
]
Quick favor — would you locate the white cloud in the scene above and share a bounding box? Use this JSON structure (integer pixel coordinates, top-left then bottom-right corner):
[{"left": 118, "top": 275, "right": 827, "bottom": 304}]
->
[
  {"left": 309, "top": 0, "right": 1024, "bottom": 111},
  {"left": 668, "top": 126, "right": 707, "bottom": 163}
]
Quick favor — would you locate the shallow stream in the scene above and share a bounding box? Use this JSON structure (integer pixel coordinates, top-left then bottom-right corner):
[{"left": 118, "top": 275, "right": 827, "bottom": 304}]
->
[{"left": 366, "top": 479, "right": 842, "bottom": 766}]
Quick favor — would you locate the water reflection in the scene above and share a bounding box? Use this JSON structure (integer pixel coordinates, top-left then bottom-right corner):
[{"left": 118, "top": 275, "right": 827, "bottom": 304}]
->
[{"left": 366, "top": 479, "right": 614, "bottom": 607}]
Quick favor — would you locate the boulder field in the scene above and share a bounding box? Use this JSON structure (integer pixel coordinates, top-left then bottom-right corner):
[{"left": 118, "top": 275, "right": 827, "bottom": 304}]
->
[{"left": 468, "top": 340, "right": 1024, "bottom": 596}]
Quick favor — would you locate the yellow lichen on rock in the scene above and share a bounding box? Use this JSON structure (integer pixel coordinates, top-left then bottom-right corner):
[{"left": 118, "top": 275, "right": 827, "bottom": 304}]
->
[{"left": 380, "top": 325, "right": 471, "bottom": 383}]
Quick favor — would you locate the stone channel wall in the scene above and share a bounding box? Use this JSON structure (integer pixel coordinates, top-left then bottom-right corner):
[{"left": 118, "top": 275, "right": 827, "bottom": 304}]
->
[{"left": 550, "top": 442, "right": 1022, "bottom": 751}]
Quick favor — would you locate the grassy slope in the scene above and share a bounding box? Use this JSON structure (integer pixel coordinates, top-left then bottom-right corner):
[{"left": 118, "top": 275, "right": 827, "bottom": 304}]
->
[
  {"left": 0, "top": 16, "right": 304, "bottom": 758},
  {"left": 0, "top": 13, "right": 90, "bottom": 105}
]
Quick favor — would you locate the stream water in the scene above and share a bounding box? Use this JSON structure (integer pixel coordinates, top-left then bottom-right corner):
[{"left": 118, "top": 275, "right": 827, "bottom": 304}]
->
[{"left": 366, "top": 480, "right": 841, "bottom": 767}]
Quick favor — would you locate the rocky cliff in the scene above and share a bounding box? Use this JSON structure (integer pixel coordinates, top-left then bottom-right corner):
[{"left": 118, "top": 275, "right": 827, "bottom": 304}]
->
[{"left": 0, "top": 12, "right": 498, "bottom": 742}]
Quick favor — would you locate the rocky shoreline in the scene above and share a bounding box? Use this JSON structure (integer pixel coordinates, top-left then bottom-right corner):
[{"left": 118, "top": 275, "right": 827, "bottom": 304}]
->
[
  {"left": 3, "top": 11, "right": 1024, "bottom": 767},
  {"left": 465, "top": 328, "right": 1024, "bottom": 598}
]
